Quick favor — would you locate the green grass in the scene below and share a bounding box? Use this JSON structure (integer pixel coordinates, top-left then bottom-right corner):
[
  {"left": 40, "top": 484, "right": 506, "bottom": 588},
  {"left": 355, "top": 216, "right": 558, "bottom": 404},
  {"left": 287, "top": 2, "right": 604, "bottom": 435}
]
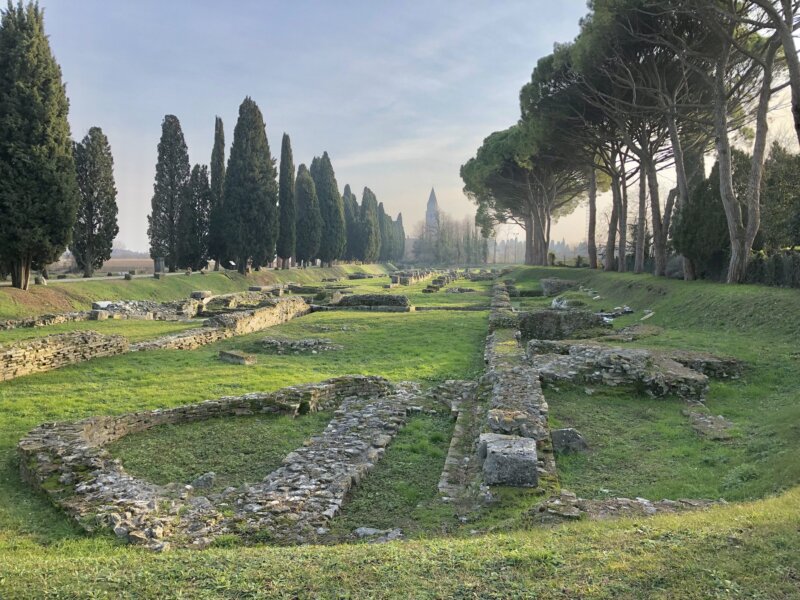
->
[
  {"left": 0, "top": 319, "right": 203, "bottom": 345},
  {"left": 0, "top": 264, "right": 390, "bottom": 320},
  {"left": 107, "top": 411, "right": 333, "bottom": 491},
  {"left": 0, "top": 309, "right": 487, "bottom": 546},
  {"left": 328, "top": 414, "right": 456, "bottom": 539},
  {"left": 2, "top": 264, "right": 800, "bottom": 597}
]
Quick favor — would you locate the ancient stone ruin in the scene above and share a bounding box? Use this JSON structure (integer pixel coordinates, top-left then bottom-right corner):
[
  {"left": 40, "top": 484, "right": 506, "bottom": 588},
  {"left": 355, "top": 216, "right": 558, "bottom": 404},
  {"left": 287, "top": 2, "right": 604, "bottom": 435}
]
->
[
  {"left": 261, "top": 338, "right": 342, "bottom": 354},
  {"left": 18, "top": 376, "right": 423, "bottom": 550},
  {"left": 1, "top": 331, "right": 129, "bottom": 382}
]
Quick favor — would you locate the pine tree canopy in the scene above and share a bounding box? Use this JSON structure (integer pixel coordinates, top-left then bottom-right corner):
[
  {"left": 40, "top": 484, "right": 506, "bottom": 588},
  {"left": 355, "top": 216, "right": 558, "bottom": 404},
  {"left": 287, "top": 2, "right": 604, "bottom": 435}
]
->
[
  {"left": 222, "top": 97, "right": 278, "bottom": 273},
  {"left": 0, "top": 1, "right": 79, "bottom": 289},
  {"left": 276, "top": 132, "right": 296, "bottom": 262},
  {"left": 294, "top": 163, "right": 321, "bottom": 264},
  {"left": 72, "top": 127, "right": 119, "bottom": 277},
  {"left": 148, "top": 114, "right": 190, "bottom": 272}
]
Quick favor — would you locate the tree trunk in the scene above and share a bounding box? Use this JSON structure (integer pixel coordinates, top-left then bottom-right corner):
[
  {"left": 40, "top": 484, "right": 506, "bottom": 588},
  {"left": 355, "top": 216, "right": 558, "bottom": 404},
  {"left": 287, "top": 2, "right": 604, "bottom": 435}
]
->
[
  {"left": 605, "top": 177, "right": 620, "bottom": 271},
  {"left": 617, "top": 163, "right": 628, "bottom": 273},
  {"left": 634, "top": 168, "right": 646, "bottom": 273},
  {"left": 10, "top": 256, "right": 32, "bottom": 290},
  {"left": 588, "top": 168, "right": 598, "bottom": 269},
  {"left": 645, "top": 159, "right": 667, "bottom": 277}
]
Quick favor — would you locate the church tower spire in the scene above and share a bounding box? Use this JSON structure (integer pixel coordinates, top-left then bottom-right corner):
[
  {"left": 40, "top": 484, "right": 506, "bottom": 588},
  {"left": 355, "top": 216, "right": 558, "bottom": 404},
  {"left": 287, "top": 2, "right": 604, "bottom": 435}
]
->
[{"left": 425, "top": 187, "right": 439, "bottom": 234}]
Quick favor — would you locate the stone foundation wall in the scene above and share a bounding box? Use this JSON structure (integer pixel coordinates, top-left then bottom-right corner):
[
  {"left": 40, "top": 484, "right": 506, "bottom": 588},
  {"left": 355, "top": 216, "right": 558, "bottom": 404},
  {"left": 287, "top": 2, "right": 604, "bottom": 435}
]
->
[
  {"left": 0, "top": 331, "right": 129, "bottom": 382},
  {"left": 132, "top": 297, "right": 310, "bottom": 351},
  {"left": 18, "top": 376, "right": 399, "bottom": 549},
  {"left": 334, "top": 294, "right": 411, "bottom": 307},
  {"left": 488, "top": 282, "right": 517, "bottom": 331},
  {"left": 518, "top": 309, "right": 607, "bottom": 341}
]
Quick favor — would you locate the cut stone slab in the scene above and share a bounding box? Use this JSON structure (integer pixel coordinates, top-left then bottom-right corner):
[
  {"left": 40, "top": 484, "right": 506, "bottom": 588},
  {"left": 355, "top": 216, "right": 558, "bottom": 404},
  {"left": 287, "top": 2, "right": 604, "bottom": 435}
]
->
[
  {"left": 551, "top": 428, "right": 588, "bottom": 454},
  {"left": 478, "top": 433, "right": 538, "bottom": 487},
  {"left": 190, "top": 290, "right": 213, "bottom": 299},
  {"left": 218, "top": 350, "right": 256, "bottom": 365},
  {"left": 89, "top": 309, "right": 110, "bottom": 321}
]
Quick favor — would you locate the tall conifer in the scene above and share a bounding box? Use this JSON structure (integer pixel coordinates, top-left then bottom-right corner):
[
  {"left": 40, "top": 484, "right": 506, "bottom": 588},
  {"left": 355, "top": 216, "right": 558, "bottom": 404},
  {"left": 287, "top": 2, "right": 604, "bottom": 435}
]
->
[
  {"left": 148, "top": 114, "right": 190, "bottom": 272},
  {"left": 276, "top": 133, "right": 296, "bottom": 268},
  {"left": 342, "top": 184, "right": 360, "bottom": 261},
  {"left": 208, "top": 116, "right": 226, "bottom": 270},
  {"left": 359, "top": 188, "right": 381, "bottom": 263},
  {"left": 177, "top": 164, "right": 211, "bottom": 270},
  {"left": 0, "top": 2, "right": 79, "bottom": 289},
  {"left": 72, "top": 127, "right": 119, "bottom": 277},
  {"left": 294, "top": 164, "right": 321, "bottom": 265},
  {"left": 223, "top": 97, "right": 278, "bottom": 273},
  {"left": 311, "top": 152, "right": 345, "bottom": 266}
]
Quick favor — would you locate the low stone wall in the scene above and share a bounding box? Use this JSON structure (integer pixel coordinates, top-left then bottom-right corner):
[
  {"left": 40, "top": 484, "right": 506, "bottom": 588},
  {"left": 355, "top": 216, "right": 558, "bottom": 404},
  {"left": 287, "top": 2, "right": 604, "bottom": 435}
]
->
[
  {"left": 475, "top": 282, "right": 556, "bottom": 487},
  {"left": 0, "top": 311, "right": 90, "bottom": 331},
  {"left": 392, "top": 270, "right": 433, "bottom": 286},
  {"left": 18, "top": 376, "right": 395, "bottom": 550},
  {"left": 132, "top": 297, "right": 310, "bottom": 351},
  {"left": 527, "top": 340, "right": 717, "bottom": 400},
  {"left": 488, "top": 282, "right": 517, "bottom": 331},
  {"left": 334, "top": 294, "right": 410, "bottom": 307},
  {"left": 518, "top": 309, "right": 607, "bottom": 341},
  {"left": 540, "top": 277, "right": 578, "bottom": 297},
  {"left": 0, "top": 331, "right": 129, "bottom": 382}
]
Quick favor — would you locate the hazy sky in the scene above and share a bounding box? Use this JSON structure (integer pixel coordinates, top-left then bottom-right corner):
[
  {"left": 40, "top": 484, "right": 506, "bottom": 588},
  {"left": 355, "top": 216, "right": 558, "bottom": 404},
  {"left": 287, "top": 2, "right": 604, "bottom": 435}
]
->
[{"left": 40, "top": 0, "right": 589, "bottom": 252}]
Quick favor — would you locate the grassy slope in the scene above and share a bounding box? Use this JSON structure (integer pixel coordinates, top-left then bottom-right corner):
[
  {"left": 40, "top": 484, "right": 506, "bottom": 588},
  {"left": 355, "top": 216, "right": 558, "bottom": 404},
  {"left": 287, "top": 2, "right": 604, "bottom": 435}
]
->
[
  {"left": 1, "top": 266, "right": 800, "bottom": 597},
  {"left": 512, "top": 267, "right": 800, "bottom": 502},
  {"left": 0, "top": 264, "right": 390, "bottom": 319}
]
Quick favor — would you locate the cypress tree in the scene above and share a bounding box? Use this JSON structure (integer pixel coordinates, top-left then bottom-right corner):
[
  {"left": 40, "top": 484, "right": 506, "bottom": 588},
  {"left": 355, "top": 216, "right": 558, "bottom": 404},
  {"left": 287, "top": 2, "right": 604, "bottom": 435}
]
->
[
  {"left": 311, "top": 152, "right": 345, "bottom": 266},
  {"left": 276, "top": 133, "right": 296, "bottom": 268},
  {"left": 377, "top": 202, "right": 391, "bottom": 262},
  {"left": 148, "top": 115, "right": 190, "bottom": 272},
  {"left": 342, "top": 184, "right": 360, "bottom": 261},
  {"left": 72, "top": 127, "right": 119, "bottom": 278},
  {"left": 223, "top": 97, "right": 279, "bottom": 273},
  {"left": 208, "top": 116, "right": 226, "bottom": 270},
  {"left": 395, "top": 213, "right": 406, "bottom": 261},
  {"left": 177, "top": 164, "right": 211, "bottom": 271},
  {"left": 359, "top": 188, "right": 381, "bottom": 263},
  {"left": 294, "top": 164, "right": 321, "bottom": 266},
  {"left": 0, "top": 2, "right": 79, "bottom": 290}
]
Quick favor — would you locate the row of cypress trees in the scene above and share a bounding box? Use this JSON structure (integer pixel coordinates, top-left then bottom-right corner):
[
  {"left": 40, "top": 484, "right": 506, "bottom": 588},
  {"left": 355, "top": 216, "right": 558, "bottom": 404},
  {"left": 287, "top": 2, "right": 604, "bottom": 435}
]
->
[
  {"left": 0, "top": 3, "right": 120, "bottom": 288},
  {"left": 148, "top": 97, "right": 406, "bottom": 273}
]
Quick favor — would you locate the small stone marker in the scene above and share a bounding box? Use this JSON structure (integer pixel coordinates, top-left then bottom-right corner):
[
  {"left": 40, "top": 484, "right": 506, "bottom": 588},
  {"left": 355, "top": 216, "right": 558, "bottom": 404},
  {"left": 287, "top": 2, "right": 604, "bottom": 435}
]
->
[
  {"left": 551, "top": 428, "right": 589, "bottom": 453},
  {"left": 218, "top": 350, "right": 256, "bottom": 365},
  {"left": 89, "top": 309, "right": 110, "bottom": 321},
  {"left": 124, "top": 273, "right": 133, "bottom": 280},
  {"left": 478, "top": 433, "right": 539, "bottom": 487},
  {"left": 153, "top": 273, "right": 165, "bottom": 280}
]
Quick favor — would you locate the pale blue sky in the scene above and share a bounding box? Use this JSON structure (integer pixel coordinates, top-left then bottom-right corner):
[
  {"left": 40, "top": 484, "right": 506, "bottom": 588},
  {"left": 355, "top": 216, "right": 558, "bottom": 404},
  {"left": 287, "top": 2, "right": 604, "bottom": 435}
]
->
[{"left": 41, "top": 1, "right": 588, "bottom": 251}]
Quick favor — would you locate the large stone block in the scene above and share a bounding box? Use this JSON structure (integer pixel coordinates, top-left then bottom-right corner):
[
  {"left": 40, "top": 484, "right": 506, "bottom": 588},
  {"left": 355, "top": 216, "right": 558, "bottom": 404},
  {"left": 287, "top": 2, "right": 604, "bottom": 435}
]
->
[
  {"left": 518, "top": 309, "right": 607, "bottom": 341},
  {"left": 478, "top": 433, "right": 538, "bottom": 487},
  {"left": 191, "top": 290, "right": 213, "bottom": 299}
]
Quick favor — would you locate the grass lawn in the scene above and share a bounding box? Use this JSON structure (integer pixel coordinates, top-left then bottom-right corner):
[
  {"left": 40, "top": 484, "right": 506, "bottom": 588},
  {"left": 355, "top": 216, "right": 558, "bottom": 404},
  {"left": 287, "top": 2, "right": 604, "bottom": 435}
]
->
[
  {"left": 108, "top": 411, "right": 333, "bottom": 491},
  {"left": 1, "top": 264, "right": 800, "bottom": 598},
  {"left": 327, "top": 413, "right": 456, "bottom": 539},
  {"left": 0, "top": 318, "right": 203, "bottom": 345}
]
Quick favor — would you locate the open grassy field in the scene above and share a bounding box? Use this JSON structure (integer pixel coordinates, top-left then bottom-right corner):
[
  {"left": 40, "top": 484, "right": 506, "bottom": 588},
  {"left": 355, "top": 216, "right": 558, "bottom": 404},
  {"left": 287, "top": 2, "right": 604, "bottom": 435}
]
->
[{"left": 1, "top": 266, "right": 799, "bottom": 598}]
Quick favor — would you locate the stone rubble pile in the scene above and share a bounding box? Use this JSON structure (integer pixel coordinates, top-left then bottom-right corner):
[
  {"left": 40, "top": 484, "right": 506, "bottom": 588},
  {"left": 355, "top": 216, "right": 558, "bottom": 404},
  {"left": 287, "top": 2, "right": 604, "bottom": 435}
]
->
[
  {"left": 540, "top": 278, "right": 579, "bottom": 297},
  {"left": 132, "top": 297, "right": 310, "bottom": 351},
  {"left": 0, "top": 331, "right": 129, "bottom": 381},
  {"left": 17, "top": 376, "right": 395, "bottom": 550},
  {"left": 526, "top": 339, "right": 740, "bottom": 401},
  {"left": 533, "top": 489, "right": 718, "bottom": 522},
  {"left": 260, "top": 338, "right": 343, "bottom": 354}
]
